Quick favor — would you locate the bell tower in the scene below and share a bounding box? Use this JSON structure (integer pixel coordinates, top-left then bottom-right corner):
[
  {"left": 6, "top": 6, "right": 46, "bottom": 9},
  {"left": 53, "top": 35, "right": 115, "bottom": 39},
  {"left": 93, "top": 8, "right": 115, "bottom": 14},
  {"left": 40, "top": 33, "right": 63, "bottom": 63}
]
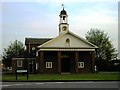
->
[{"left": 59, "top": 4, "right": 69, "bottom": 35}]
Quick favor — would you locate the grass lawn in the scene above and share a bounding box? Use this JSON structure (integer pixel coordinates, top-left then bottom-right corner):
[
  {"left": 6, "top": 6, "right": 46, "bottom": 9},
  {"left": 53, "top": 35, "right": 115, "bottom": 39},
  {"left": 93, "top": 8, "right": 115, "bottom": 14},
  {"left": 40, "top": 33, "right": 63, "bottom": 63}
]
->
[{"left": 2, "top": 72, "right": 120, "bottom": 81}]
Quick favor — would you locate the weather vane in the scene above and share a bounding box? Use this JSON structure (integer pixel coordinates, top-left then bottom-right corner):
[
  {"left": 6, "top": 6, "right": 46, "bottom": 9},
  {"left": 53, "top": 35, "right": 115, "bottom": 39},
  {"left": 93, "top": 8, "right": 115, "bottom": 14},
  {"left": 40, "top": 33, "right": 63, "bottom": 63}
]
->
[{"left": 61, "top": 3, "right": 64, "bottom": 9}]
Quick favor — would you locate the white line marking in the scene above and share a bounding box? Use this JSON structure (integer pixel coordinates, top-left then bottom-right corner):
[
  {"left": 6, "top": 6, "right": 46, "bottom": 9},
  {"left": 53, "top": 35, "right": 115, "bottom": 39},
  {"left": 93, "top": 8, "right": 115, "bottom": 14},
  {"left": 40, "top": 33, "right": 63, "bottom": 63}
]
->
[
  {"left": 54, "top": 82, "right": 64, "bottom": 84},
  {"left": 2, "top": 85, "right": 12, "bottom": 87},
  {"left": 24, "top": 83, "right": 32, "bottom": 85},
  {"left": 14, "top": 84, "right": 24, "bottom": 86},
  {"left": 45, "top": 82, "right": 64, "bottom": 84},
  {"left": 36, "top": 83, "right": 44, "bottom": 84},
  {"left": 2, "top": 83, "right": 32, "bottom": 87},
  {"left": 42, "top": 81, "right": 119, "bottom": 85}
]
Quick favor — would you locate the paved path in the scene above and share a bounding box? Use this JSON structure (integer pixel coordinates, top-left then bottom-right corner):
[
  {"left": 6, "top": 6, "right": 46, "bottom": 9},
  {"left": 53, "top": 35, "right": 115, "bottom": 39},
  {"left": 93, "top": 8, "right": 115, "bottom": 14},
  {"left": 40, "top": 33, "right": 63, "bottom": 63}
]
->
[{"left": 2, "top": 81, "right": 119, "bottom": 88}]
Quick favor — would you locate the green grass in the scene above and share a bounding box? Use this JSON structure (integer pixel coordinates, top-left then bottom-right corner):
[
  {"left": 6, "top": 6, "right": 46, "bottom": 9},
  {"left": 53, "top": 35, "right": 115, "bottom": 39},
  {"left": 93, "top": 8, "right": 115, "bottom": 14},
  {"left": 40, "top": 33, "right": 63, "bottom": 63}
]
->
[{"left": 2, "top": 73, "right": 119, "bottom": 81}]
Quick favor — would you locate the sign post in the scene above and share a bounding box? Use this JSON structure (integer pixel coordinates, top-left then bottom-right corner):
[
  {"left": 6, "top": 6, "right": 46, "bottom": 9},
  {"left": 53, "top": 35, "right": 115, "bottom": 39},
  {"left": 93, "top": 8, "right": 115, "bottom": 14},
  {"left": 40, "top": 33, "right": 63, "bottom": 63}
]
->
[{"left": 16, "top": 69, "right": 28, "bottom": 80}]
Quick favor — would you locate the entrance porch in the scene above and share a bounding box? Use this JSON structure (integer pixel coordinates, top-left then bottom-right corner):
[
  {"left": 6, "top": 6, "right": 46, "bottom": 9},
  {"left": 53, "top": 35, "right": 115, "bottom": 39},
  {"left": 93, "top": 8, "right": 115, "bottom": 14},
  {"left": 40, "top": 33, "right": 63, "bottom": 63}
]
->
[{"left": 38, "top": 50, "right": 95, "bottom": 74}]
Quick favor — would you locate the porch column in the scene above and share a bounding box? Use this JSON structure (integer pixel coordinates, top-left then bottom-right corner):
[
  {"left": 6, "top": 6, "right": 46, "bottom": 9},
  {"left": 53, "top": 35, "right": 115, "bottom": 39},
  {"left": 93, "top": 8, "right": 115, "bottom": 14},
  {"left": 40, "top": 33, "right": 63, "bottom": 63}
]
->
[
  {"left": 40, "top": 51, "right": 44, "bottom": 73},
  {"left": 58, "top": 51, "right": 61, "bottom": 73},
  {"left": 91, "top": 51, "right": 95, "bottom": 73},
  {"left": 75, "top": 51, "right": 79, "bottom": 73}
]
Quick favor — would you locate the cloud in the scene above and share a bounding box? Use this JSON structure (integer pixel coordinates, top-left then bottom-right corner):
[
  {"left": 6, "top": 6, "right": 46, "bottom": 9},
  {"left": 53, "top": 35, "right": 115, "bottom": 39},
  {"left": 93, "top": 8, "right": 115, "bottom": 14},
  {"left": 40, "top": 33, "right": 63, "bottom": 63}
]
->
[
  {"left": 73, "top": 14, "right": 117, "bottom": 25},
  {"left": 70, "top": 8, "right": 117, "bottom": 27}
]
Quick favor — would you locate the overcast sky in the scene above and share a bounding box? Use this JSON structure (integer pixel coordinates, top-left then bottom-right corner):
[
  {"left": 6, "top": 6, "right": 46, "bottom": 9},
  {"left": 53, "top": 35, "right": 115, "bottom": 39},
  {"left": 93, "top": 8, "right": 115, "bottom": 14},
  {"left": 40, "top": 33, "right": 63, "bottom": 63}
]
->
[{"left": 1, "top": 0, "right": 119, "bottom": 59}]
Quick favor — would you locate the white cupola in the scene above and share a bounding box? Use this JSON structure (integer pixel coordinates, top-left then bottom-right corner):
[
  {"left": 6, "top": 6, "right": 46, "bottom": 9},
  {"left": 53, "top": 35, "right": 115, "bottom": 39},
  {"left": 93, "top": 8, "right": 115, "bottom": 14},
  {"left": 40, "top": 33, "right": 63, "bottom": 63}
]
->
[{"left": 59, "top": 4, "right": 69, "bottom": 35}]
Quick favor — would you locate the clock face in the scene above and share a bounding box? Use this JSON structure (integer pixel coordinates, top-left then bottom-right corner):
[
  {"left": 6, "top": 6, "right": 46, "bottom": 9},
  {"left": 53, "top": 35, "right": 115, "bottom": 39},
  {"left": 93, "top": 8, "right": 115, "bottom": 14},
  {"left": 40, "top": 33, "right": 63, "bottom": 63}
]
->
[{"left": 62, "top": 26, "right": 67, "bottom": 31}]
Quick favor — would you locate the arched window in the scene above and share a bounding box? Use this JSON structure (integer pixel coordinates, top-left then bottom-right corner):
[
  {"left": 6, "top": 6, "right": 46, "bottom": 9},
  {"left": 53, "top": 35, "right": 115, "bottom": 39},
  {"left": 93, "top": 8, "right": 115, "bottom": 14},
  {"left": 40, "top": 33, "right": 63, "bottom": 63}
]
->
[{"left": 65, "top": 38, "right": 70, "bottom": 47}]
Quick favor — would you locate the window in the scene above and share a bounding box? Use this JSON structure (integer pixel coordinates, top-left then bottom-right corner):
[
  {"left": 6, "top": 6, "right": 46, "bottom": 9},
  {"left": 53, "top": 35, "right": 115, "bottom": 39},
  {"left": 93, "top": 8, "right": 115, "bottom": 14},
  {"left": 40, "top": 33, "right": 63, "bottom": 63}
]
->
[
  {"left": 46, "top": 62, "right": 52, "bottom": 68},
  {"left": 17, "top": 60, "right": 23, "bottom": 67},
  {"left": 65, "top": 38, "right": 70, "bottom": 47},
  {"left": 78, "top": 62, "right": 84, "bottom": 68}
]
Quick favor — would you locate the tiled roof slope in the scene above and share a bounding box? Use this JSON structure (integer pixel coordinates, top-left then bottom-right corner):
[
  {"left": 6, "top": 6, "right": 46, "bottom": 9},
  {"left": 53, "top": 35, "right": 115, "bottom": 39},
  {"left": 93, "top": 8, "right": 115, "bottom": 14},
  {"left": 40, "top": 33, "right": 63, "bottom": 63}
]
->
[{"left": 25, "top": 38, "right": 52, "bottom": 45}]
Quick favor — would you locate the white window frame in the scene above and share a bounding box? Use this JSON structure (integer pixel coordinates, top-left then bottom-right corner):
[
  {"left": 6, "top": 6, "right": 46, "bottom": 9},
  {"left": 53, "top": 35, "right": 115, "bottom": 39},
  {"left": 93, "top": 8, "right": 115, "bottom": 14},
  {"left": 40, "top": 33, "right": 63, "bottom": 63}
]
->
[
  {"left": 46, "top": 62, "right": 52, "bottom": 68},
  {"left": 78, "top": 62, "right": 84, "bottom": 68},
  {"left": 17, "top": 60, "right": 23, "bottom": 67}
]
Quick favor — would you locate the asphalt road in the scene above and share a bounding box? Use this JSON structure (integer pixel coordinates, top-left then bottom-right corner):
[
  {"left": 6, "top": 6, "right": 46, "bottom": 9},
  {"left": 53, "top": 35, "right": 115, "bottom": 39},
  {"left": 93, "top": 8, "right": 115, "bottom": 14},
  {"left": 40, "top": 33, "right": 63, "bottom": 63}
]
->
[{"left": 1, "top": 81, "right": 119, "bottom": 89}]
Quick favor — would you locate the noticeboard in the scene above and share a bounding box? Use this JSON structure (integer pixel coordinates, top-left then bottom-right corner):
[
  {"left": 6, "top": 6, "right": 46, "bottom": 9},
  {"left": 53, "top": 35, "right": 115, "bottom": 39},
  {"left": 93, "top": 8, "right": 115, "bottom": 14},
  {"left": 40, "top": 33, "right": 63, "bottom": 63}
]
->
[{"left": 16, "top": 69, "right": 28, "bottom": 80}]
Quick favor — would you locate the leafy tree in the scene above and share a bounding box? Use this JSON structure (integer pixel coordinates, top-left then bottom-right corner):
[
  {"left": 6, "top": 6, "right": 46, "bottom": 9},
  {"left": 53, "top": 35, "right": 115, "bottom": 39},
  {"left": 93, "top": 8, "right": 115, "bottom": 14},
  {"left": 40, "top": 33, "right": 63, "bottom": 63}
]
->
[
  {"left": 86, "top": 28, "right": 117, "bottom": 61},
  {"left": 2, "top": 40, "right": 25, "bottom": 67}
]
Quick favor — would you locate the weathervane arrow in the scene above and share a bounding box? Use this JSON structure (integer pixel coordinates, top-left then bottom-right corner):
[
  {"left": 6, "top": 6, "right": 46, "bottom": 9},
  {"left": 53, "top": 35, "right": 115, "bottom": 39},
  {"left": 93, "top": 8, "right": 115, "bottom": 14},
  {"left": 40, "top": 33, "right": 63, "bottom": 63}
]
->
[{"left": 61, "top": 3, "right": 64, "bottom": 9}]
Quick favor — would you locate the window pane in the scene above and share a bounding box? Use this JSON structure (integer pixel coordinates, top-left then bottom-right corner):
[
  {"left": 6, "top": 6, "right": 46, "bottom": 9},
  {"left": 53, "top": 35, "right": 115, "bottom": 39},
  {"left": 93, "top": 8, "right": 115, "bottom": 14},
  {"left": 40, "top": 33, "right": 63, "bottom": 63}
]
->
[
  {"left": 78, "top": 62, "right": 84, "bottom": 68},
  {"left": 46, "top": 62, "right": 52, "bottom": 68}
]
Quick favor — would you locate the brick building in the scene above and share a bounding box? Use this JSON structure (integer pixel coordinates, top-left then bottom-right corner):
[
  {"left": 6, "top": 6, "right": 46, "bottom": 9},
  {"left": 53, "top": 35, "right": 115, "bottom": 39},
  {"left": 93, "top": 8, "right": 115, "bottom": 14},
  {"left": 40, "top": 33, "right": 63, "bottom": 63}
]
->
[{"left": 12, "top": 7, "right": 98, "bottom": 74}]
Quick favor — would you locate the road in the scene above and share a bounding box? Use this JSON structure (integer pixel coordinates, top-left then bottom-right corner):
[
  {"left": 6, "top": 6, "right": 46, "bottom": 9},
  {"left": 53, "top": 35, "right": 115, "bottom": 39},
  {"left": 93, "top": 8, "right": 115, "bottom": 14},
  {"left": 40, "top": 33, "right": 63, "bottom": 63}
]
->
[{"left": 1, "top": 81, "right": 119, "bottom": 89}]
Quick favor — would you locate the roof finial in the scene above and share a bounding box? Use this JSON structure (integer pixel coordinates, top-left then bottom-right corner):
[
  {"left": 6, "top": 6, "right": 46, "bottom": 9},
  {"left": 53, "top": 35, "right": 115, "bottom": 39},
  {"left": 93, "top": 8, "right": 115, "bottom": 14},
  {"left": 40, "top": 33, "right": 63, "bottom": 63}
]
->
[{"left": 61, "top": 3, "right": 64, "bottom": 10}]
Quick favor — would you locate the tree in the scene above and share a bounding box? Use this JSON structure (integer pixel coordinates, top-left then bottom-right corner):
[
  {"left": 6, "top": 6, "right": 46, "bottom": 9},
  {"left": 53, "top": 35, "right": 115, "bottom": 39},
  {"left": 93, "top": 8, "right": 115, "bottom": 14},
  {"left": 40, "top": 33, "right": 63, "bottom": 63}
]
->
[
  {"left": 2, "top": 40, "right": 25, "bottom": 67},
  {"left": 86, "top": 28, "right": 117, "bottom": 61}
]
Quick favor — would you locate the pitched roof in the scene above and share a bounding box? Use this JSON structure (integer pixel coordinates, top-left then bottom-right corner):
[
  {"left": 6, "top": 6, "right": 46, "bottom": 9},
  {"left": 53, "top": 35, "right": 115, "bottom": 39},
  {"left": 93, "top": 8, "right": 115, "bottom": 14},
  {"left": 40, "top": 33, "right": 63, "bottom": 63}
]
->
[
  {"left": 25, "top": 38, "right": 52, "bottom": 45},
  {"left": 38, "top": 31, "right": 98, "bottom": 48},
  {"left": 68, "top": 31, "right": 98, "bottom": 48}
]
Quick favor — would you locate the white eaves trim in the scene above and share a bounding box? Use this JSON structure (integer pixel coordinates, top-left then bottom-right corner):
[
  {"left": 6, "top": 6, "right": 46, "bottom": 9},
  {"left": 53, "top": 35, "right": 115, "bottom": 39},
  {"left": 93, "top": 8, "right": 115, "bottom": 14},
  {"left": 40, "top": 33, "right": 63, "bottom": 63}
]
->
[{"left": 38, "top": 48, "right": 95, "bottom": 51}]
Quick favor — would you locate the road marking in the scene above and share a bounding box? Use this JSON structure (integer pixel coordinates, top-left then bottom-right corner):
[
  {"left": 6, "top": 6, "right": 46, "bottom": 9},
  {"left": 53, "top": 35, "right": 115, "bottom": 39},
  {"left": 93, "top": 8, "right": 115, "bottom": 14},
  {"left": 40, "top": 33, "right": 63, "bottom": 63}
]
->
[
  {"left": 45, "top": 82, "right": 65, "bottom": 84},
  {"left": 14, "top": 84, "right": 24, "bottom": 86},
  {"left": 24, "top": 83, "right": 33, "bottom": 85},
  {"left": 2, "top": 85, "right": 12, "bottom": 87},
  {"left": 2, "top": 83, "right": 33, "bottom": 87},
  {"left": 54, "top": 82, "right": 64, "bottom": 84},
  {"left": 36, "top": 83, "right": 44, "bottom": 84},
  {"left": 60, "top": 81, "right": 118, "bottom": 84}
]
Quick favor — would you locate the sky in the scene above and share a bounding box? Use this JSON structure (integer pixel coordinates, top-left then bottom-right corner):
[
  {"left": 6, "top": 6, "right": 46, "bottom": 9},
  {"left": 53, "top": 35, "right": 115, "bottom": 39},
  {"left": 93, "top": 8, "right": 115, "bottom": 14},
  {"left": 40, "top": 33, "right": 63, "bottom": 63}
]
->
[{"left": 1, "top": 0, "right": 119, "bottom": 59}]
